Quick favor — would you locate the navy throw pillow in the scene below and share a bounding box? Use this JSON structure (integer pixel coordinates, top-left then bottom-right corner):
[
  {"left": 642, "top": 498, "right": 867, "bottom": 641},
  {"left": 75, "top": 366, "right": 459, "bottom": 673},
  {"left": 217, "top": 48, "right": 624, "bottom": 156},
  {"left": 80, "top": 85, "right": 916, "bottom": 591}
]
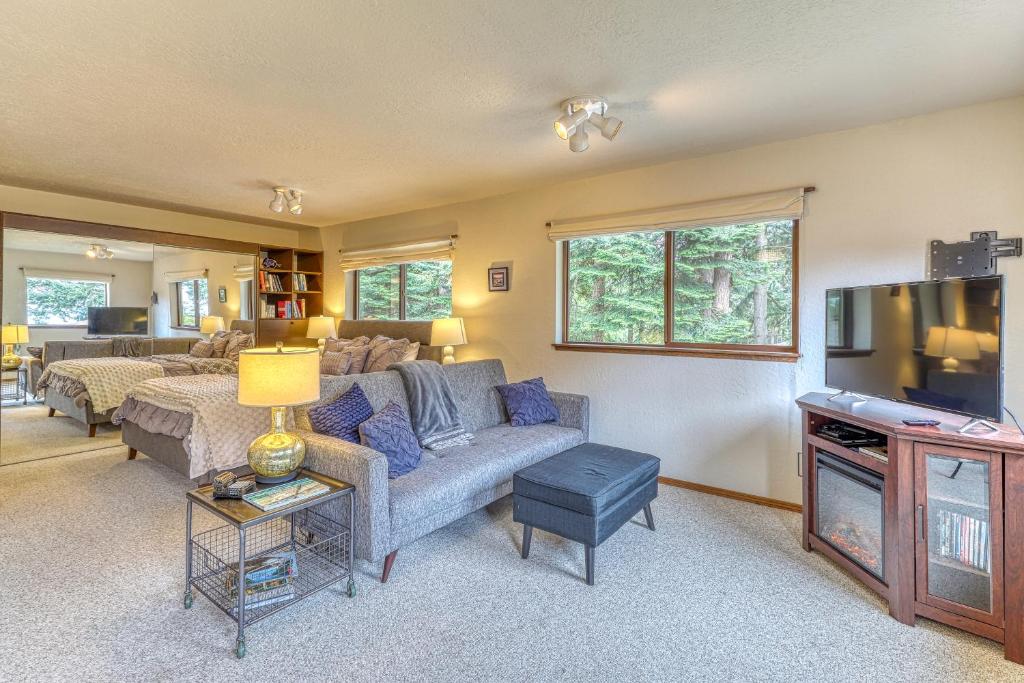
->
[
  {"left": 495, "top": 377, "right": 560, "bottom": 427},
  {"left": 359, "top": 401, "right": 422, "bottom": 479},
  {"left": 308, "top": 383, "right": 374, "bottom": 444}
]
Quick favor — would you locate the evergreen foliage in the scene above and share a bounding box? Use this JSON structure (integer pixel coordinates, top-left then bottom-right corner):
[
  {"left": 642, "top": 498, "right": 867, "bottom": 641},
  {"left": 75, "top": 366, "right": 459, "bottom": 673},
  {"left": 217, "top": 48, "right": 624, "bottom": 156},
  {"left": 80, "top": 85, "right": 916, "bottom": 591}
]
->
[
  {"left": 26, "top": 278, "right": 108, "bottom": 326},
  {"left": 357, "top": 261, "right": 452, "bottom": 320}
]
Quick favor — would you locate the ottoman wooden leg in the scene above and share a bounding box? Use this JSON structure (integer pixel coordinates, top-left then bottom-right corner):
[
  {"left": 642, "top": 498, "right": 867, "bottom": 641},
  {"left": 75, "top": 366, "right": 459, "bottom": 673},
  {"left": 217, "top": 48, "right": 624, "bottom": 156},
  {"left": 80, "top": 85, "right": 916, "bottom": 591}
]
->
[
  {"left": 521, "top": 525, "right": 533, "bottom": 559},
  {"left": 585, "top": 544, "right": 595, "bottom": 586},
  {"left": 643, "top": 503, "right": 655, "bottom": 531}
]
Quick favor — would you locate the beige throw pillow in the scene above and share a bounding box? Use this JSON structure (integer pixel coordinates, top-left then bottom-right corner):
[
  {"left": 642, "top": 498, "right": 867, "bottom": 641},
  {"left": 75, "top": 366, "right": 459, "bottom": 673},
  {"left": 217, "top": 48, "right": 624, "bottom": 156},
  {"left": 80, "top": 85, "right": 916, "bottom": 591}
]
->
[
  {"left": 341, "top": 345, "right": 372, "bottom": 375},
  {"left": 189, "top": 340, "right": 214, "bottom": 358},
  {"left": 402, "top": 341, "right": 421, "bottom": 362},
  {"left": 365, "top": 337, "right": 412, "bottom": 373},
  {"left": 211, "top": 330, "right": 233, "bottom": 358},
  {"left": 224, "top": 332, "right": 254, "bottom": 361},
  {"left": 324, "top": 336, "right": 370, "bottom": 353},
  {"left": 320, "top": 351, "right": 352, "bottom": 376}
]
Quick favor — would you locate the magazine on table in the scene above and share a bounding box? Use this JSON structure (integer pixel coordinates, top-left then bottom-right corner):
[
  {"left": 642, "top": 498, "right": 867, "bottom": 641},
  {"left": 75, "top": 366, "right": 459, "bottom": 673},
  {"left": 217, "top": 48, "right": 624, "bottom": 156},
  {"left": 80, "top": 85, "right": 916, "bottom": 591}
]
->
[{"left": 243, "top": 478, "right": 331, "bottom": 512}]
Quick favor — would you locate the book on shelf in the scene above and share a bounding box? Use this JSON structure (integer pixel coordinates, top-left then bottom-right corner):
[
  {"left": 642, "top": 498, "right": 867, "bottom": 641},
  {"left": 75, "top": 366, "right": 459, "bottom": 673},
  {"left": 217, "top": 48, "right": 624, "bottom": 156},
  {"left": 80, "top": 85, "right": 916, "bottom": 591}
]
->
[
  {"left": 243, "top": 477, "right": 331, "bottom": 512},
  {"left": 292, "top": 273, "right": 309, "bottom": 291}
]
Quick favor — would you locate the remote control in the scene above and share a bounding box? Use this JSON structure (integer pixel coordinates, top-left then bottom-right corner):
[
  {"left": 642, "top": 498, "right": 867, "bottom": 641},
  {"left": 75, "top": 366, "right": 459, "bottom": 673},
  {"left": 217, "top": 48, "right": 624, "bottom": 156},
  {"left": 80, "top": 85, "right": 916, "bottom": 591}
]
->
[{"left": 902, "top": 418, "right": 941, "bottom": 426}]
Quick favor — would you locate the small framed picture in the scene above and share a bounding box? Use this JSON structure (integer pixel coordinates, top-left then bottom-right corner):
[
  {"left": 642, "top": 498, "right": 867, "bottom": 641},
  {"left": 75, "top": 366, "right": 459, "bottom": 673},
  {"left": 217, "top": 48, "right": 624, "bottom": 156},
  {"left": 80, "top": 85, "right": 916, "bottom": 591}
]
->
[
  {"left": 218, "top": 286, "right": 228, "bottom": 303},
  {"left": 488, "top": 266, "right": 509, "bottom": 292}
]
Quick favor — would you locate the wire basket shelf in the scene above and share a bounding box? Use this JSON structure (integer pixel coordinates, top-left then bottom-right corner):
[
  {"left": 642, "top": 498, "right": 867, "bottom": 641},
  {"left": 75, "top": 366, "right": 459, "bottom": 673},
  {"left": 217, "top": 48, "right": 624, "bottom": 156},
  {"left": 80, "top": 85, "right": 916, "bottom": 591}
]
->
[{"left": 190, "top": 504, "right": 351, "bottom": 625}]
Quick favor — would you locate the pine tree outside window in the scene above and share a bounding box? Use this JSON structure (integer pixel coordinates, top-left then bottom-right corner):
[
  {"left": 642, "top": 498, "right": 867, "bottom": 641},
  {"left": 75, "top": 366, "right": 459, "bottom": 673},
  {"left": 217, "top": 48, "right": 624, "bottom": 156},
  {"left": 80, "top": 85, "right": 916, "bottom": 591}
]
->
[
  {"left": 563, "top": 220, "right": 798, "bottom": 359},
  {"left": 355, "top": 260, "right": 452, "bottom": 320}
]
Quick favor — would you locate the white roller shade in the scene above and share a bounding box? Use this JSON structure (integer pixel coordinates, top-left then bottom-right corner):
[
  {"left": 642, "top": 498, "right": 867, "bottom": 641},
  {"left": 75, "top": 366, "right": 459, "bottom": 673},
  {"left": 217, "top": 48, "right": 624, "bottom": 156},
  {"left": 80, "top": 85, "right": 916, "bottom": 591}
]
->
[
  {"left": 233, "top": 264, "right": 255, "bottom": 282},
  {"left": 22, "top": 268, "right": 113, "bottom": 284},
  {"left": 163, "top": 268, "right": 208, "bottom": 283},
  {"left": 546, "top": 187, "right": 806, "bottom": 241},
  {"left": 340, "top": 235, "right": 456, "bottom": 271}
]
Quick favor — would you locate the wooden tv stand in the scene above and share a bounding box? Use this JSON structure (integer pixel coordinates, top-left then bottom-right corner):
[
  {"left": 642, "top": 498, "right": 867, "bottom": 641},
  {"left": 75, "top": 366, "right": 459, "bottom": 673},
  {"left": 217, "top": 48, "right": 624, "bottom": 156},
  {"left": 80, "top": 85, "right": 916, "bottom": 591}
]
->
[{"left": 797, "top": 392, "right": 1024, "bottom": 664}]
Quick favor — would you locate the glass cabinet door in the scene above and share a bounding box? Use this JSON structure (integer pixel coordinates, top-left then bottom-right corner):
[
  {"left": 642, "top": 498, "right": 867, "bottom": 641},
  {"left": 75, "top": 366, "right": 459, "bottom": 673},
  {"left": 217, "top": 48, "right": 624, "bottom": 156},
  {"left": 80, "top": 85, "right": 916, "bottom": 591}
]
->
[{"left": 914, "top": 443, "right": 1003, "bottom": 627}]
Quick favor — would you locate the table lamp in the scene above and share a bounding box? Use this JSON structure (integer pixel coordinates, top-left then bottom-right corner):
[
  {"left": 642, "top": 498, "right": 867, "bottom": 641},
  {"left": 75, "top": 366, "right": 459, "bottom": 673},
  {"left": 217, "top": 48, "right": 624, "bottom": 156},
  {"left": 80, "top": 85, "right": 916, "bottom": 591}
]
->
[
  {"left": 199, "top": 315, "right": 225, "bottom": 340},
  {"left": 924, "top": 326, "right": 980, "bottom": 373},
  {"left": 431, "top": 317, "right": 467, "bottom": 365},
  {"left": 237, "top": 344, "right": 320, "bottom": 483},
  {"left": 2, "top": 324, "right": 29, "bottom": 370},
  {"left": 305, "top": 315, "right": 337, "bottom": 355}
]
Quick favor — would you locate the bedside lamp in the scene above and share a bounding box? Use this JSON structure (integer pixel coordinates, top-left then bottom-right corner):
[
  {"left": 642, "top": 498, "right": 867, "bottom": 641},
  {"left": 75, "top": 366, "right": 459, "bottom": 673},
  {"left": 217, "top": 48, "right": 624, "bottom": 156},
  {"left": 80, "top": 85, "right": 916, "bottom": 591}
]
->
[
  {"left": 199, "top": 315, "right": 225, "bottom": 340},
  {"left": 431, "top": 317, "right": 467, "bottom": 365},
  {"left": 238, "top": 344, "right": 320, "bottom": 483},
  {"left": 2, "top": 324, "right": 29, "bottom": 370},
  {"left": 305, "top": 316, "right": 337, "bottom": 355},
  {"left": 925, "top": 326, "right": 980, "bottom": 373}
]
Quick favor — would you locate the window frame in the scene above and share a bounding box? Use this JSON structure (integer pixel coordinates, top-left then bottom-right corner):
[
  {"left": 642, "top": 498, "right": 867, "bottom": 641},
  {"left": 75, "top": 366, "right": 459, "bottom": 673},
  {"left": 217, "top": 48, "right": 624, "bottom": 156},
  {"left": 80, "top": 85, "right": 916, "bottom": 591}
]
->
[
  {"left": 25, "top": 276, "right": 109, "bottom": 328},
  {"left": 174, "top": 278, "right": 207, "bottom": 330},
  {"left": 353, "top": 261, "right": 452, "bottom": 321},
  {"left": 556, "top": 220, "right": 800, "bottom": 362}
]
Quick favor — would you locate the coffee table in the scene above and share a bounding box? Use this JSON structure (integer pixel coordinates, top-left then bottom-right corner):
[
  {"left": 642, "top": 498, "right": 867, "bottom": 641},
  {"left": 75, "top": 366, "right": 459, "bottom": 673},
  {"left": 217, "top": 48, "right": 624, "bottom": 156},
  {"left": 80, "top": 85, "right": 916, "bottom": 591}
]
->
[{"left": 184, "top": 469, "right": 355, "bottom": 658}]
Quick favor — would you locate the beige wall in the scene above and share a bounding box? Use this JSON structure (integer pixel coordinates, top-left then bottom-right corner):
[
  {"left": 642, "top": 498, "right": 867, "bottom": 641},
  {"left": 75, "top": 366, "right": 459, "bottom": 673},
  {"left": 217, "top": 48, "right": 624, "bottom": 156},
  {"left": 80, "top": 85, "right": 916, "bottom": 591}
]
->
[
  {"left": 151, "top": 246, "right": 255, "bottom": 337},
  {"left": 2, "top": 248, "right": 153, "bottom": 345},
  {"left": 320, "top": 96, "right": 1024, "bottom": 504}
]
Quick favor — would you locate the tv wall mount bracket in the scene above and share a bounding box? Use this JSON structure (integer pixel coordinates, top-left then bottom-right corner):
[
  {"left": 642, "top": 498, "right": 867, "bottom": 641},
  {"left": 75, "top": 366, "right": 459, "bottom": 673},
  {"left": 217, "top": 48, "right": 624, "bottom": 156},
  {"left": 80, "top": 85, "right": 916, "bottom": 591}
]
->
[{"left": 929, "top": 231, "right": 1022, "bottom": 279}]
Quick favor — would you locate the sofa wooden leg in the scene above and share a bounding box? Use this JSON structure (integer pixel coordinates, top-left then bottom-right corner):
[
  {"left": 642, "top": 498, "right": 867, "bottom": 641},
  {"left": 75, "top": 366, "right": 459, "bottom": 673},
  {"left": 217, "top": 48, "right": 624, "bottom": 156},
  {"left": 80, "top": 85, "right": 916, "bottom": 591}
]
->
[
  {"left": 381, "top": 550, "right": 398, "bottom": 583},
  {"left": 643, "top": 503, "right": 655, "bottom": 531},
  {"left": 128, "top": 448, "right": 138, "bottom": 460},
  {"left": 47, "top": 407, "right": 55, "bottom": 417},
  {"left": 521, "top": 525, "right": 533, "bottom": 559},
  {"left": 88, "top": 424, "right": 97, "bottom": 438}
]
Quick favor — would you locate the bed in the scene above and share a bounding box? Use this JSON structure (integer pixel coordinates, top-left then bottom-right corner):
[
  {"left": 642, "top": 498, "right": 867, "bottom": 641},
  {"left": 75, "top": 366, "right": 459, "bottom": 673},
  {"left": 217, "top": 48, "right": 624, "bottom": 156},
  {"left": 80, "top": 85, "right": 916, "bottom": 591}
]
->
[{"left": 116, "top": 319, "right": 444, "bottom": 480}]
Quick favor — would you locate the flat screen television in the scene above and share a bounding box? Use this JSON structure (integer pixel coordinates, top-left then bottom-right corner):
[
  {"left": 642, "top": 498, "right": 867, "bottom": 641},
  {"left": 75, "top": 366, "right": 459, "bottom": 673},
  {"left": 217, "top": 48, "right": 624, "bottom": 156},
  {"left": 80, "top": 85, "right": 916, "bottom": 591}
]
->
[
  {"left": 825, "top": 275, "right": 1003, "bottom": 421},
  {"left": 87, "top": 307, "right": 149, "bottom": 336}
]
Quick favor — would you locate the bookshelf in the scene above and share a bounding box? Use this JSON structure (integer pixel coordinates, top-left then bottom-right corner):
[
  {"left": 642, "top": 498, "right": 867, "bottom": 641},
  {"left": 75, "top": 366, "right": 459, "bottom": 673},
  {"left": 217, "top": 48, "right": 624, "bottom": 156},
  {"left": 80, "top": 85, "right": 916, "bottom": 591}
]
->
[{"left": 257, "top": 246, "right": 324, "bottom": 347}]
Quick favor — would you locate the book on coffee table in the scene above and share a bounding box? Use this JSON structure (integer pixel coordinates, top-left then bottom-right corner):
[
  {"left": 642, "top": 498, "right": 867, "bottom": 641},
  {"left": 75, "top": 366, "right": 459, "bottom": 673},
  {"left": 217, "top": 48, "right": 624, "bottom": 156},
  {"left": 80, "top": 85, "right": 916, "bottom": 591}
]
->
[{"left": 243, "top": 478, "right": 331, "bottom": 511}]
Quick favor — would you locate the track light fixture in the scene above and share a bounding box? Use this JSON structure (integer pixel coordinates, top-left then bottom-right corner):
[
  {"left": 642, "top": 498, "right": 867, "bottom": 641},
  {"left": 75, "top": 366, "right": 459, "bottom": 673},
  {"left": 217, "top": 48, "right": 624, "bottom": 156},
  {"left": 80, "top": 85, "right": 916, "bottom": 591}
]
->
[
  {"left": 85, "top": 244, "right": 113, "bottom": 259},
  {"left": 553, "top": 96, "right": 623, "bottom": 152},
  {"left": 269, "top": 187, "right": 303, "bottom": 216}
]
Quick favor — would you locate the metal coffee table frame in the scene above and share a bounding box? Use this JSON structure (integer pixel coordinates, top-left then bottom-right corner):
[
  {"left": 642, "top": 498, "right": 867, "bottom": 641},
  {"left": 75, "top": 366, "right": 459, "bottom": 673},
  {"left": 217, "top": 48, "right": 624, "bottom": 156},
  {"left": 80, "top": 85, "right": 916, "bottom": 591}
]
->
[{"left": 184, "top": 469, "right": 355, "bottom": 658}]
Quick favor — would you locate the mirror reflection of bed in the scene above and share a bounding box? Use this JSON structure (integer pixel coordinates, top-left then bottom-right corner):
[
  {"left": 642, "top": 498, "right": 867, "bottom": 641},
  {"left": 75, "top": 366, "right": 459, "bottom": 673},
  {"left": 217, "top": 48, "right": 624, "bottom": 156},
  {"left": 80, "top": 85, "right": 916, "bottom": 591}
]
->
[{"left": 0, "top": 228, "right": 256, "bottom": 466}]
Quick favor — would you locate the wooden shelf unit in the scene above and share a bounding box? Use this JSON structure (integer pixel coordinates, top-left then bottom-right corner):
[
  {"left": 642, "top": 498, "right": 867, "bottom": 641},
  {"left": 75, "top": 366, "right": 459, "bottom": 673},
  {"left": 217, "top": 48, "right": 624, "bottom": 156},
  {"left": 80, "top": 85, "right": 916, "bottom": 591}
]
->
[
  {"left": 256, "top": 246, "right": 324, "bottom": 347},
  {"left": 797, "top": 392, "right": 1024, "bottom": 665}
]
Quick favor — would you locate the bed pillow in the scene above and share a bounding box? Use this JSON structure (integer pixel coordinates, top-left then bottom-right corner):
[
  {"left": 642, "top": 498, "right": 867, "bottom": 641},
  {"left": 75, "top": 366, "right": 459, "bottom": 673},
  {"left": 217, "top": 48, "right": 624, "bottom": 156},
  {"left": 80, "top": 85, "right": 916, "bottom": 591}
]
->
[
  {"left": 495, "top": 377, "right": 560, "bottom": 427},
  {"left": 320, "top": 351, "right": 352, "bottom": 376},
  {"left": 401, "top": 341, "right": 421, "bottom": 362},
  {"left": 223, "top": 333, "right": 254, "bottom": 361},
  {"left": 341, "top": 345, "right": 372, "bottom": 375},
  {"left": 366, "top": 337, "right": 412, "bottom": 373},
  {"left": 308, "top": 383, "right": 374, "bottom": 444},
  {"left": 210, "top": 330, "right": 233, "bottom": 358},
  {"left": 358, "top": 401, "right": 421, "bottom": 478},
  {"left": 189, "top": 340, "right": 215, "bottom": 358},
  {"left": 324, "top": 336, "right": 370, "bottom": 353}
]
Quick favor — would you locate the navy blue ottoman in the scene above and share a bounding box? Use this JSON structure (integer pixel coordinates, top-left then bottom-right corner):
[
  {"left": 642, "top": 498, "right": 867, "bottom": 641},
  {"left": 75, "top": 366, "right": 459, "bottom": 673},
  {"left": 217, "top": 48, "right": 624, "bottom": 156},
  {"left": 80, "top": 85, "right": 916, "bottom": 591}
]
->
[{"left": 512, "top": 443, "right": 660, "bottom": 585}]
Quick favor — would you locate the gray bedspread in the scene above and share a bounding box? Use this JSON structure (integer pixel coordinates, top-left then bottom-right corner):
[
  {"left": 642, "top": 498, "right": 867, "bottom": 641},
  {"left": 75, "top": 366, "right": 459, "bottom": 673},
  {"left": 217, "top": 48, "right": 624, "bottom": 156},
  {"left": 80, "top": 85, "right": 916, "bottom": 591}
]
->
[{"left": 115, "top": 396, "right": 193, "bottom": 439}]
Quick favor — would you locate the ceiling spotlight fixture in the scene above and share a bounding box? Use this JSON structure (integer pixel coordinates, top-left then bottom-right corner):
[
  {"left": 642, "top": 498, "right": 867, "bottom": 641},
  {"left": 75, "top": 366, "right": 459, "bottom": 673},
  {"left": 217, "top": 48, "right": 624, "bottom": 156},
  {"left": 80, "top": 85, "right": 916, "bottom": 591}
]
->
[
  {"left": 85, "top": 244, "right": 113, "bottom": 260},
  {"left": 269, "top": 186, "right": 304, "bottom": 216},
  {"left": 269, "top": 187, "right": 287, "bottom": 213},
  {"left": 553, "top": 96, "right": 623, "bottom": 152}
]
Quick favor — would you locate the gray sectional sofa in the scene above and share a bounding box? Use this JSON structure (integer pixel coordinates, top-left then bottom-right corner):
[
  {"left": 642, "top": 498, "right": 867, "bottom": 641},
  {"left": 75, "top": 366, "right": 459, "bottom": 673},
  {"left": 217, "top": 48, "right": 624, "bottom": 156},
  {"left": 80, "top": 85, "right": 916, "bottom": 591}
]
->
[{"left": 295, "top": 358, "right": 589, "bottom": 582}]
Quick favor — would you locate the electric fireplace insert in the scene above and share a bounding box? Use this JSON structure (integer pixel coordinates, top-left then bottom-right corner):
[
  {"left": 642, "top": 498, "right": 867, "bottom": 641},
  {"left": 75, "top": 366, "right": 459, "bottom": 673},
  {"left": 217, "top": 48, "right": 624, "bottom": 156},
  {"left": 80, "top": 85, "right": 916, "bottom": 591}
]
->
[{"left": 815, "top": 450, "right": 885, "bottom": 581}]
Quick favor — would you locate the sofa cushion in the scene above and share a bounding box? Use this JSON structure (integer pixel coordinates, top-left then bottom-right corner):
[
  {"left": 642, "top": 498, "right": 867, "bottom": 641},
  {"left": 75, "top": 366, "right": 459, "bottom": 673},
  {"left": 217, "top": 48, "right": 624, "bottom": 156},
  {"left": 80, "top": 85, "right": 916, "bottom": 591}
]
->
[
  {"left": 359, "top": 401, "right": 422, "bottom": 479},
  {"left": 387, "top": 422, "right": 585, "bottom": 532},
  {"left": 513, "top": 443, "right": 660, "bottom": 516},
  {"left": 295, "top": 370, "right": 410, "bottom": 430},
  {"left": 441, "top": 359, "right": 509, "bottom": 432},
  {"left": 309, "top": 383, "right": 374, "bottom": 443},
  {"left": 495, "top": 377, "right": 560, "bottom": 427}
]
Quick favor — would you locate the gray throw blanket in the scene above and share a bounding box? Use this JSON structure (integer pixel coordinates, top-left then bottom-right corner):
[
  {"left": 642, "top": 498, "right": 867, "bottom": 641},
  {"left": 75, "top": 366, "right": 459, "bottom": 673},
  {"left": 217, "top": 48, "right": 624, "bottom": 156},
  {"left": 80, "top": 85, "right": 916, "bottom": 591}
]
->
[{"left": 388, "top": 360, "right": 474, "bottom": 450}]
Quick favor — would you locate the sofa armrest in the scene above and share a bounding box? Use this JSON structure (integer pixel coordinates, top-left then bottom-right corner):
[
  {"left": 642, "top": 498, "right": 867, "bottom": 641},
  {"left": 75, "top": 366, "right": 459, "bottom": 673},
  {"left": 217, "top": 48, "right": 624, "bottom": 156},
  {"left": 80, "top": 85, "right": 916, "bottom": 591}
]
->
[
  {"left": 549, "top": 392, "right": 589, "bottom": 441},
  {"left": 298, "top": 430, "right": 392, "bottom": 562}
]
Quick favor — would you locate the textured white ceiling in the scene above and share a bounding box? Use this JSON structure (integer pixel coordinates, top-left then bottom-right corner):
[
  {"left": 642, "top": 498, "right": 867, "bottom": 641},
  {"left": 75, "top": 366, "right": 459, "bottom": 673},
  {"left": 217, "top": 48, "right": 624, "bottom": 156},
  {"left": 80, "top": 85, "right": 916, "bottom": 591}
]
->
[
  {"left": 4, "top": 229, "right": 155, "bottom": 261},
  {"left": 1, "top": 1, "right": 1022, "bottom": 227}
]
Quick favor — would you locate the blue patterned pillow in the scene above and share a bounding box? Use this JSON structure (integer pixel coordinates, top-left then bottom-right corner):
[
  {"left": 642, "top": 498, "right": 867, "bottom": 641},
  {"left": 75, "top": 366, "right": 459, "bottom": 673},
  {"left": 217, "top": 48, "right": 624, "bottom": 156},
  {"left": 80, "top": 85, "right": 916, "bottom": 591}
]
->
[
  {"left": 308, "top": 383, "right": 373, "bottom": 443},
  {"left": 495, "top": 377, "right": 560, "bottom": 427},
  {"left": 359, "top": 401, "right": 421, "bottom": 479}
]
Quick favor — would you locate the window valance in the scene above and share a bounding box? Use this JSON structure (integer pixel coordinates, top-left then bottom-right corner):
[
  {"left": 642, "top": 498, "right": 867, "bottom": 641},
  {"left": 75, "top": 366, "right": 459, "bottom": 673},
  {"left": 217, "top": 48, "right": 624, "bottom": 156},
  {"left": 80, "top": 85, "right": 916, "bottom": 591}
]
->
[
  {"left": 233, "top": 264, "right": 255, "bottom": 282},
  {"left": 546, "top": 187, "right": 807, "bottom": 241},
  {"left": 163, "top": 268, "right": 208, "bottom": 283},
  {"left": 22, "top": 268, "right": 113, "bottom": 284},
  {"left": 339, "top": 235, "right": 456, "bottom": 271}
]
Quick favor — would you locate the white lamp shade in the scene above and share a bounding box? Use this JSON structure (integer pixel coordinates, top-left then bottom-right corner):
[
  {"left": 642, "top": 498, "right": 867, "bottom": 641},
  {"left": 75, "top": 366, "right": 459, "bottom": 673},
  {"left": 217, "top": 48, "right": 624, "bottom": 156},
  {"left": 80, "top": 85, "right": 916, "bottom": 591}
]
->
[
  {"left": 1, "top": 324, "right": 29, "bottom": 345},
  {"left": 306, "top": 316, "right": 337, "bottom": 339},
  {"left": 431, "top": 317, "right": 467, "bottom": 347},
  {"left": 237, "top": 347, "right": 320, "bottom": 407},
  {"left": 199, "top": 316, "right": 225, "bottom": 334},
  {"left": 924, "top": 326, "right": 980, "bottom": 360},
  {"left": 976, "top": 332, "right": 999, "bottom": 354}
]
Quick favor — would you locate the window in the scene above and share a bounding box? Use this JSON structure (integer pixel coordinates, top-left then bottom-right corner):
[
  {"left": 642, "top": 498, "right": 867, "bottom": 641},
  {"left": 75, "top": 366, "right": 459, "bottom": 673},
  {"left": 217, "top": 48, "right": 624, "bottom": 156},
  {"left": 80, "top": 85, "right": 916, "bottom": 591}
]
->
[
  {"left": 563, "top": 220, "right": 797, "bottom": 359},
  {"left": 239, "top": 280, "right": 253, "bottom": 321},
  {"left": 26, "top": 277, "right": 108, "bottom": 326},
  {"left": 355, "top": 261, "right": 452, "bottom": 320},
  {"left": 175, "top": 279, "right": 209, "bottom": 329}
]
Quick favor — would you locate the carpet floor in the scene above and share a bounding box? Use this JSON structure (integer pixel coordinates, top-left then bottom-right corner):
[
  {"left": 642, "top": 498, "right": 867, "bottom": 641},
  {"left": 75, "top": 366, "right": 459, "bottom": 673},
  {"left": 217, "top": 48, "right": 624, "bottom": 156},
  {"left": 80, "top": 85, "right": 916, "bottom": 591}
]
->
[
  {"left": 1, "top": 402, "right": 121, "bottom": 465},
  {"left": 1, "top": 445, "right": 1022, "bottom": 681}
]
